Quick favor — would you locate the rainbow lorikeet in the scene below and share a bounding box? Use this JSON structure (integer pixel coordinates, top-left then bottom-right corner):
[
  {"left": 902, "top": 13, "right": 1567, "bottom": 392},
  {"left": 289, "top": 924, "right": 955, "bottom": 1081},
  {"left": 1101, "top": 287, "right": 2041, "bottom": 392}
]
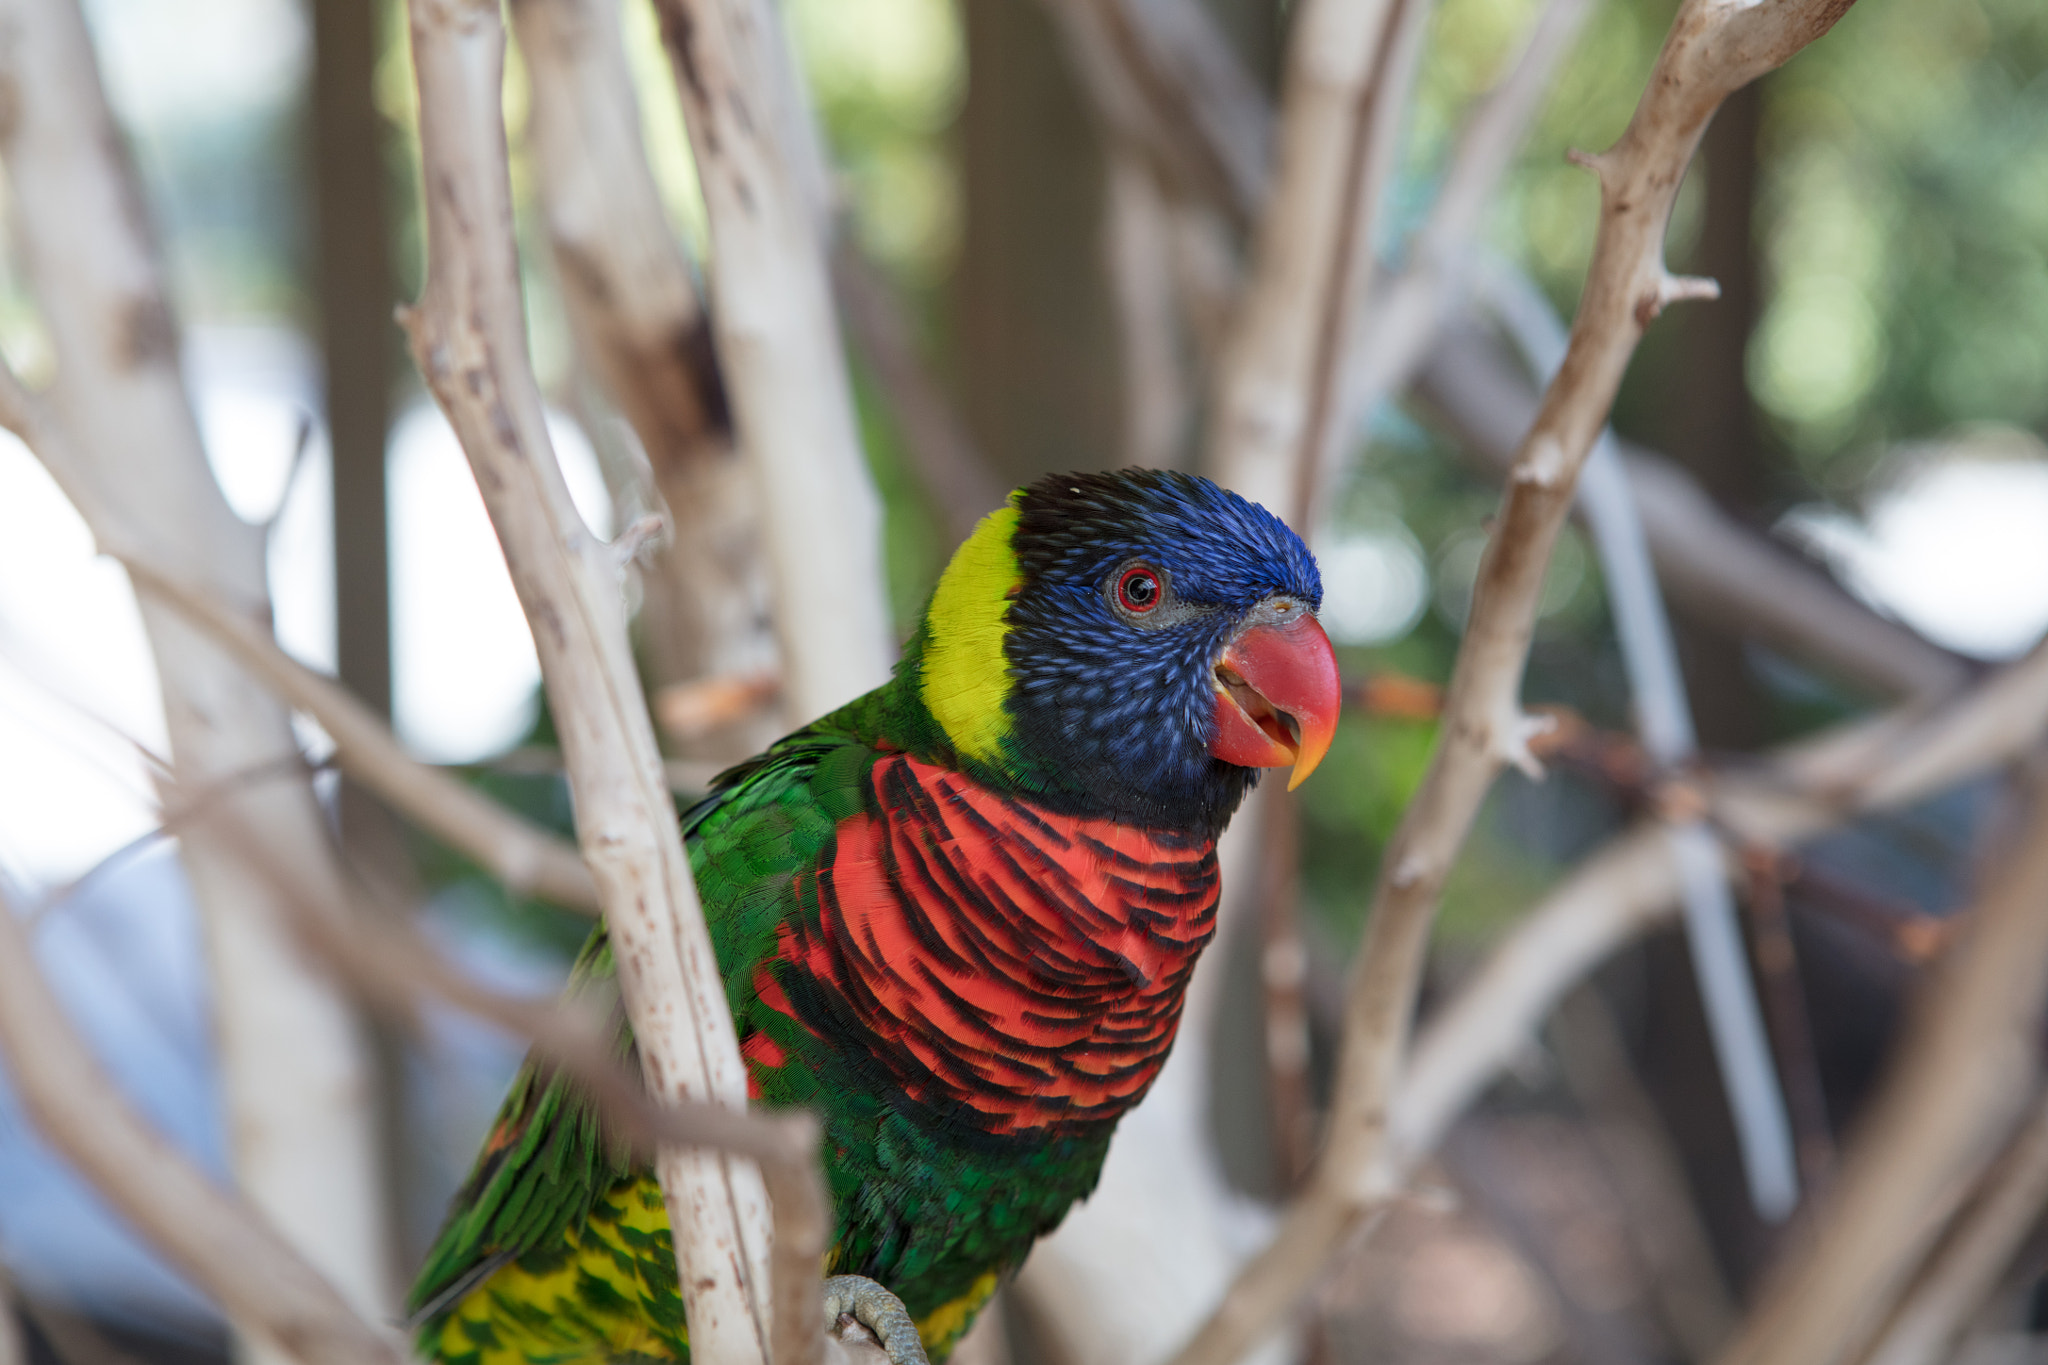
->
[{"left": 408, "top": 468, "right": 1340, "bottom": 1364}]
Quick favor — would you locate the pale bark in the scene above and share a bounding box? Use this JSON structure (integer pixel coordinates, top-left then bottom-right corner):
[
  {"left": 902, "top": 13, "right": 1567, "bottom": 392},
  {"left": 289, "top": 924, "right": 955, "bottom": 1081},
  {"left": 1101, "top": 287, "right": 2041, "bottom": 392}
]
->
[
  {"left": 648, "top": 0, "right": 893, "bottom": 725},
  {"left": 1045, "top": 0, "right": 1966, "bottom": 704},
  {"left": 1413, "top": 316, "right": 1969, "bottom": 701},
  {"left": 399, "top": 2, "right": 777, "bottom": 1361},
  {"left": 1104, "top": 152, "right": 1191, "bottom": 468},
  {"left": 1035, "top": 0, "right": 1272, "bottom": 230},
  {"left": 0, "top": 886, "right": 406, "bottom": 1365},
  {"left": 1203, "top": 0, "right": 1408, "bottom": 516},
  {"left": 1717, "top": 775, "right": 2048, "bottom": 1365},
  {"left": 218, "top": 819, "right": 835, "bottom": 1365},
  {"left": 115, "top": 559, "right": 599, "bottom": 911},
  {"left": 1164, "top": 0, "right": 1860, "bottom": 1358},
  {"left": 509, "top": 0, "right": 782, "bottom": 762},
  {"left": 0, "top": 0, "right": 391, "bottom": 1342},
  {"left": 1219, "top": 635, "right": 2048, "bottom": 1365},
  {"left": 1857, "top": 1095, "right": 2048, "bottom": 1365},
  {"left": 1485, "top": 256, "right": 1794, "bottom": 1216},
  {"left": 1315, "top": 0, "right": 1594, "bottom": 503}
]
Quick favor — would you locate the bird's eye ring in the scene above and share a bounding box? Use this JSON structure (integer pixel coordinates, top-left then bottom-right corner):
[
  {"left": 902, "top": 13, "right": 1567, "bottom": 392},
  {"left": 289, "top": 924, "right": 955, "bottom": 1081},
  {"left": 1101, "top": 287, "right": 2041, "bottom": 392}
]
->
[{"left": 1116, "top": 565, "right": 1162, "bottom": 615}]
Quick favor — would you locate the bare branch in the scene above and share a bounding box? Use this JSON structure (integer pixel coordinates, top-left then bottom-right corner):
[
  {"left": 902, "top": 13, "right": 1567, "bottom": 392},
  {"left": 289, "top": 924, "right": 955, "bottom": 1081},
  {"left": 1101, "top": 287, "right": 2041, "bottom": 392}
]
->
[
  {"left": 1717, "top": 769, "right": 2048, "bottom": 1365},
  {"left": 1413, "top": 316, "right": 1971, "bottom": 701},
  {"left": 1035, "top": 0, "right": 1273, "bottom": 229},
  {"left": 0, "top": 884, "right": 406, "bottom": 1365},
  {"left": 1167, "top": 0, "right": 1861, "bottom": 1354},
  {"left": 1204, "top": 0, "right": 1414, "bottom": 516},
  {"left": 648, "top": 0, "right": 894, "bottom": 724},
  {"left": 218, "top": 816, "right": 833, "bottom": 1365},
  {"left": 1484, "top": 256, "right": 1795, "bottom": 1216},
  {"left": 1857, "top": 1093, "right": 2048, "bottom": 1365},
  {"left": 399, "top": 2, "right": 774, "bottom": 1360},
  {"left": 509, "top": 0, "right": 782, "bottom": 760},
  {"left": 1104, "top": 152, "right": 1193, "bottom": 468},
  {"left": 1245, "top": 638, "right": 2048, "bottom": 1365},
  {"left": 1319, "top": 0, "right": 1595, "bottom": 500},
  {"left": 1390, "top": 641, "right": 2048, "bottom": 1217},
  {"left": 114, "top": 558, "right": 600, "bottom": 911},
  {"left": 0, "top": 0, "right": 391, "bottom": 1329},
  {"left": 0, "top": 355, "right": 598, "bottom": 913}
]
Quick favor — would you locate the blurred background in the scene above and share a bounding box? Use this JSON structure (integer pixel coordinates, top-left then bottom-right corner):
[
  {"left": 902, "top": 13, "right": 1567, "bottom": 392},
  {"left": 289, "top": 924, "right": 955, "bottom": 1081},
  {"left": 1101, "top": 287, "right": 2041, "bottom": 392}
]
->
[{"left": 0, "top": 0, "right": 2044, "bottom": 1361}]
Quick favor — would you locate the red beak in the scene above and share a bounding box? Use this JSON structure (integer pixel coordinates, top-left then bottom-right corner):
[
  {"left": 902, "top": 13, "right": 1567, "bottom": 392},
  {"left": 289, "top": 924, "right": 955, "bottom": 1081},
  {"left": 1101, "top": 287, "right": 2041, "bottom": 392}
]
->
[{"left": 1209, "top": 612, "right": 1341, "bottom": 791}]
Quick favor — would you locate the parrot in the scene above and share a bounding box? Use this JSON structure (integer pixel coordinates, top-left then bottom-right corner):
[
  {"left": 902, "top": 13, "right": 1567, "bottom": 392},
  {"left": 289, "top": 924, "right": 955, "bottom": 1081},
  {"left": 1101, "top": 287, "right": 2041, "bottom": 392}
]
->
[{"left": 407, "top": 467, "right": 1341, "bottom": 1365}]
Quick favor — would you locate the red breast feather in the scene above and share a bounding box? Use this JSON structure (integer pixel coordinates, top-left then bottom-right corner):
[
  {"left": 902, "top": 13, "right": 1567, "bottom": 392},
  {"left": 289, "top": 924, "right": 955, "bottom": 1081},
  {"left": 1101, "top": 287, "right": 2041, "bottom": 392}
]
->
[{"left": 756, "top": 753, "right": 1218, "bottom": 1133}]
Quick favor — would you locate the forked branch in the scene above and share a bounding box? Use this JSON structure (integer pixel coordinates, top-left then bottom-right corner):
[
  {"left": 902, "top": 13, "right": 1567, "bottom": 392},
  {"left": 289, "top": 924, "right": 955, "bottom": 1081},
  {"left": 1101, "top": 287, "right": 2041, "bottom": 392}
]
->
[
  {"left": 1164, "top": 0, "right": 1859, "bottom": 1360},
  {"left": 648, "top": 0, "right": 894, "bottom": 724},
  {"left": 0, "top": 884, "right": 407, "bottom": 1365},
  {"left": 400, "top": 1, "right": 779, "bottom": 1361}
]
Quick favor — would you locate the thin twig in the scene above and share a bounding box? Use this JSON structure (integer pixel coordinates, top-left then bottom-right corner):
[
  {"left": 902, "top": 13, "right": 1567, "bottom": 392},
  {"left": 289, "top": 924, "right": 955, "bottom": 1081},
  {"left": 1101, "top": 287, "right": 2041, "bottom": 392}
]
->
[
  {"left": 509, "top": 0, "right": 783, "bottom": 761},
  {"left": 1034, "top": 0, "right": 1272, "bottom": 230},
  {"left": 1412, "top": 316, "right": 1970, "bottom": 702},
  {"left": 1739, "top": 853, "right": 1836, "bottom": 1184},
  {"left": 218, "top": 810, "right": 832, "bottom": 1365},
  {"left": 647, "top": 0, "right": 893, "bottom": 725},
  {"left": 1716, "top": 764, "right": 2048, "bottom": 1365},
  {"left": 1314, "top": 0, "right": 1594, "bottom": 506},
  {"left": 121, "top": 560, "right": 599, "bottom": 911},
  {"left": 1204, "top": 0, "right": 1407, "bottom": 515},
  {"left": 0, "top": 0, "right": 391, "bottom": 1328},
  {"left": 1482, "top": 256, "right": 1795, "bottom": 1216},
  {"left": 1285, "top": 0, "right": 1435, "bottom": 521},
  {"left": 1392, "top": 635, "right": 2048, "bottom": 1202},
  {"left": 1170, "top": 5, "right": 1860, "bottom": 1348},
  {"left": 399, "top": 2, "right": 777, "bottom": 1361},
  {"left": 1857, "top": 1092, "right": 2048, "bottom": 1365},
  {"left": 0, "top": 883, "right": 407, "bottom": 1365}
]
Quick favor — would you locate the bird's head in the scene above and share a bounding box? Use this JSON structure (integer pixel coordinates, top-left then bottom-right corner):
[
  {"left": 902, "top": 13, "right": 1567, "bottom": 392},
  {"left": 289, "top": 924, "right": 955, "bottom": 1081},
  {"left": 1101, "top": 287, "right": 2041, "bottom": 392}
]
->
[{"left": 907, "top": 468, "right": 1340, "bottom": 835}]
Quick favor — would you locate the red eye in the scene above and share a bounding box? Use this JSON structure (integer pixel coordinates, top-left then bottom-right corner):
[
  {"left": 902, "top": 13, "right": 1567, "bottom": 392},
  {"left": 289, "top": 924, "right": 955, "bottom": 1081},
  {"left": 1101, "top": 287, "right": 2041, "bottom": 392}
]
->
[{"left": 1116, "top": 565, "right": 1161, "bottom": 614}]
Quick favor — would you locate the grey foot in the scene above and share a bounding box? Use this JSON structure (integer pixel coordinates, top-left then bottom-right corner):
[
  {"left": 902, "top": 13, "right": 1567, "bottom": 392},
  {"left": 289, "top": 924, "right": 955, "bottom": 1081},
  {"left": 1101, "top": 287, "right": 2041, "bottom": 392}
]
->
[{"left": 822, "top": 1275, "right": 930, "bottom": 1365}]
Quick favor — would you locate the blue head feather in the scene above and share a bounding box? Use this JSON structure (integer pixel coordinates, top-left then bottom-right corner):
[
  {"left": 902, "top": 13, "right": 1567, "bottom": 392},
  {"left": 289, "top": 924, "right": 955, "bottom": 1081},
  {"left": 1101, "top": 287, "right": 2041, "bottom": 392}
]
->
[{"left": 991, "top": 468, "right": 1323, "bottom": 835}]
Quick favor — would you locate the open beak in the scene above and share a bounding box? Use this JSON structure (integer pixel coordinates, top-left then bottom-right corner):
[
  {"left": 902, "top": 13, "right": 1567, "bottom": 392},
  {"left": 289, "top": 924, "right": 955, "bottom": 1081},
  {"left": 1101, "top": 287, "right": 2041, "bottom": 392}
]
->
[{"left": 1209, "top": 612, "right": 1341, "bottom": 791}]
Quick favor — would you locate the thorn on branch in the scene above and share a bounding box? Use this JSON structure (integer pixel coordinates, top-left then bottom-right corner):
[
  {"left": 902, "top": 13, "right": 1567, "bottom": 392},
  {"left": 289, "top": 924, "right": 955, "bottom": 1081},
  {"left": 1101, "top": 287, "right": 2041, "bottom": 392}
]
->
[
  {"left": 1498, "top": 709, "right": 1557, "bottom": 780},
  {"left": 1565, "top": 146, "right": 1606, "bottom": 177},
  {"left": 611, "top": 512, "right": 670, "bottom": 572},
  {"left": 1512, "top": 435, "right": 1569, "bottom": 490},
  {"left": 1636, "top": 272, "right": 1722, "bottom": 327}
]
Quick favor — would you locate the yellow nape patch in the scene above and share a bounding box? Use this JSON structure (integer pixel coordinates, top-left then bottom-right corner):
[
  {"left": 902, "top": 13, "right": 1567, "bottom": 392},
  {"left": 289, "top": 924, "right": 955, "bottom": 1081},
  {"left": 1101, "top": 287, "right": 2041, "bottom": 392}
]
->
[
  {"left": 917, "top": 1271, "right": 1000, "bottom": 1360},
  {"left": 921, "top": 503, "right": 1021, "bottom": 766}
]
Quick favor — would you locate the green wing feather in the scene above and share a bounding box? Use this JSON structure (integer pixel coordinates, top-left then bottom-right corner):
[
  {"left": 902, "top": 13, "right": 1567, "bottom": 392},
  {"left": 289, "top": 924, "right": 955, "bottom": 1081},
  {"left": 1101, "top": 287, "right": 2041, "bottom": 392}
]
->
[
  {"left": 410, "top": 685, "right": 1098, "bottom": 1365},
  {"left": 407, "top": 715, "right": 877, "bottom": 1328}
]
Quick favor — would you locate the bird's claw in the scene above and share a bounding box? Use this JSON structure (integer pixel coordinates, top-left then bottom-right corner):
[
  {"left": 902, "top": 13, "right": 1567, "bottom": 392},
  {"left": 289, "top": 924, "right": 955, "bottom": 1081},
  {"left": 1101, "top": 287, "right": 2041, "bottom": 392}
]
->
[{"left": 821, "top": 1275, "right": 929, "bottom": 1365}]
